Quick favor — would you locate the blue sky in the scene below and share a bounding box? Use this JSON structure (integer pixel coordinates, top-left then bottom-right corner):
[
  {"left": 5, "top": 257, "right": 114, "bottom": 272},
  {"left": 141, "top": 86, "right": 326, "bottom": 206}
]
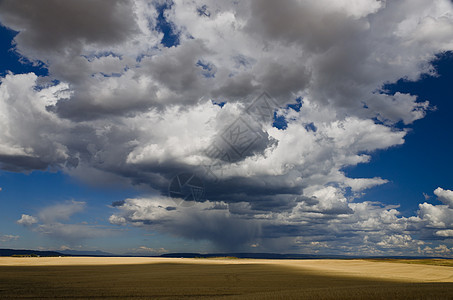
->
[{"left": 1, "top": 0, "right": 453, "bottom": 256}]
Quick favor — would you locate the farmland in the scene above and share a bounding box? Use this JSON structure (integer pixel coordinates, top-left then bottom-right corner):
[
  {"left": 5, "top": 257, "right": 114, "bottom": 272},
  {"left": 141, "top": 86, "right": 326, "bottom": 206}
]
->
[{"left": 0, "top": 257, "right": 452, "bottom": 299}]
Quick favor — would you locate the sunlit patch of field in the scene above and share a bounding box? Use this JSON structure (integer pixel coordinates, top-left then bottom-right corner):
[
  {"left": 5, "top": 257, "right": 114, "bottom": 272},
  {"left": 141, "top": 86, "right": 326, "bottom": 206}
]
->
[
  {"left": 365, "top": 258, "right": 453, "bottom": 267},
  {"left": 0, "top": 257, "right": 452, "bottom": 299}
]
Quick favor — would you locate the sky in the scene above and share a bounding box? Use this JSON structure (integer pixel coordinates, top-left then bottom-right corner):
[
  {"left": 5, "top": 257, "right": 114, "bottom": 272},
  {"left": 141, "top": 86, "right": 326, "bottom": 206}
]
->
[{"left": 0, "top": 0, "right": 453, "bottom": 257}]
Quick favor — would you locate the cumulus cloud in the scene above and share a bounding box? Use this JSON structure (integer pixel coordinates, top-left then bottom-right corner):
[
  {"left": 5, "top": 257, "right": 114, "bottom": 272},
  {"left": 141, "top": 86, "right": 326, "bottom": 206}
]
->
[
  {"left": 434, "top": 187, "right": 453, "bottom": 208},
  {"left": 420, "top": 244, "right": 453, "bottom": 256},
  {"left": 110, "top": 187, "right": 453, "bottom": 254},
  {"left": 418, "top": 201, "right": 453, "bottom": 229},
  {"left": 1, "top": 0, "right": 453, "bottom": 253},
  {"left": 17, "top": 214, "right": 38, "bottom": 226},
  {"left": 109, "top": 215, "right": 127, "bottom": 226},
  {"left": 435, "top": 229, "right": 453, "bottom": 237}
]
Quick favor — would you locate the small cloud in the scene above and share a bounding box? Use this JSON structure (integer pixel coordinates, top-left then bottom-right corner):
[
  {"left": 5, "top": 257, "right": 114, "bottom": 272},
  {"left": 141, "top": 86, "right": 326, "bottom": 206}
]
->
[
  {"left": 17, "top": 214, "right": 38, "bottom": 226},
  {"left": 423, "top": 193, "right": 431, "bottom": 200},
  {"left": 109, "top": 215, "right": 126, "bottom": 225},
  {"left": 310, "top": 241, "right": 329, "bottom": 248},
  {"left": 250, "top": 243, "right": 259, "bottom": 248},
  {"left": 422, "top": 244, "right": 452, "bottom": 256},
  {"left": 434, "top": 244, "right": 452, "bottom": 254},
  {"left": 435, "top": 230, "right": 453, "bottom": 237},
  {"left": 434, "top": 187, "right": 453, "bottom": 208}
]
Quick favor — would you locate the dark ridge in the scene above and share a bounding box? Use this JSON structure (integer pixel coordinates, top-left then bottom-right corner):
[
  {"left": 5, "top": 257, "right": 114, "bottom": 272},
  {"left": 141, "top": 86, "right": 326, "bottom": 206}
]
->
[{"left": 0, "top": 249, "right": 64, "bottom": 257}]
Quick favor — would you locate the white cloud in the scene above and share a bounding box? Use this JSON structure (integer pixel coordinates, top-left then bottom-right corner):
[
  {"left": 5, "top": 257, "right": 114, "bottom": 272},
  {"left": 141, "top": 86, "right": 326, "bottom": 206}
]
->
[
  {"left": 434, "top": 187, "right": 453, "bottom": 208},
  {"left": 109, "top": 215, "right": 127, "bottom": 225},
  {"left": 0, "top": 73, "right": 70, "bottom": 171},
  {"left": 421, "top": 244, "right": 453, "bottom": 255},
  {"left": 435, "top": 229, "right": 453, "bottom": 237},
  {"left": 377, "top": 234, "right": 424, "bottom": 248},
  {"left": 418, "top": 202, "right": 453, "bottom": 228},
  {"left": 17, "top": 214, "right": 38, "bottom": 226}
]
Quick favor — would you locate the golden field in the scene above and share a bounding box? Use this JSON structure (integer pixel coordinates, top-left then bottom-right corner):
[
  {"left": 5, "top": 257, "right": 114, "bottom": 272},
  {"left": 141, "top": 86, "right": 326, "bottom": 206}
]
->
[{"left": 0, "top": 257, "right": 452, "bottom": 299}]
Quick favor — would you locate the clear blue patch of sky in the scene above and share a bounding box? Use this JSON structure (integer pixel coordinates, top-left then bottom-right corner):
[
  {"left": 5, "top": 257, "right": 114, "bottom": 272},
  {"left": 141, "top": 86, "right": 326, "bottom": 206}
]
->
[
  {"left": 211, "top": 100, "right": 226, "bottom": 107},
  {"left": 0, "top": 25, "right": 48, "bottom": 76},
  {"left": 155, "top": 1, "right": 180, "bottom": 48},
  {"left": 272, "top": 97, "right": 303, "bottom": 130},
  {"left": 344, "top": 51, "right": 453, "bottom": 215}
]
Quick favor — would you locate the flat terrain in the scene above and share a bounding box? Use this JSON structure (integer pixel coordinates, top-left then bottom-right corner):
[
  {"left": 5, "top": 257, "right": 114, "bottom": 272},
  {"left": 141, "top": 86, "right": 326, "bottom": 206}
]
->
[
  {"left": 0, "top": 257, "right": 452, "bottom": 299},
  {"left": 366, "top": 258, "right": 453, "bottom": 267}
]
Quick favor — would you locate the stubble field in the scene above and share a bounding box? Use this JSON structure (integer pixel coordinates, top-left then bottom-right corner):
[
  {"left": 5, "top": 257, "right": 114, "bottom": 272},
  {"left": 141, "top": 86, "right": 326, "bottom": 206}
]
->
[{"left": 0, "top": 257, "right": 452, "bottom": 299}]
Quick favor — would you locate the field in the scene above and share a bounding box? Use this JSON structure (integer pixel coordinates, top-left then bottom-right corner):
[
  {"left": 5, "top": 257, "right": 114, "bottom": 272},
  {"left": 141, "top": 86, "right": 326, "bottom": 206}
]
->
[{"left": 0, "top": 257, "right": 452, "bottom": 299}]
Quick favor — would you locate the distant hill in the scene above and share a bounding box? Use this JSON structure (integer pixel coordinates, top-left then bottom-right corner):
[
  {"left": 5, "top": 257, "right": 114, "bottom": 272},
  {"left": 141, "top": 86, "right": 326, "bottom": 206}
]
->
[
  {"left": 0, "top": 249, "right": 64, "bottom": 257},
  {"left": 0, "top": 249, "right": 113, "bottom": 257}
]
